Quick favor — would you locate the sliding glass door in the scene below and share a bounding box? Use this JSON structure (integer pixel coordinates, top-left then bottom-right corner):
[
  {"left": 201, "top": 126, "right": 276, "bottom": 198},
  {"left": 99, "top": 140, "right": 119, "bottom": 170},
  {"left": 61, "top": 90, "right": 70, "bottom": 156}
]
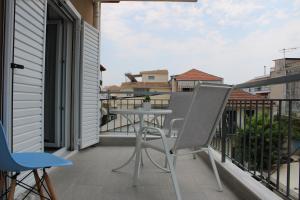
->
[{"left": 0, "top": 0, "right": 4, "bottom": 121}]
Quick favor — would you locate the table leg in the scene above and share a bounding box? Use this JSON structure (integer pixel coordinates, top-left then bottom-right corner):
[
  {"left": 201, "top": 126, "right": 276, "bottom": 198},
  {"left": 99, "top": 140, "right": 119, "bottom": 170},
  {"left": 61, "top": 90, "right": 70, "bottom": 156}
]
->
[
  {"left": 111, "top": 113, "right": 138, "bottom": 172},
  {"left": 133, "top": 113, "right": 144, "bottom": 186},
  {"left": 133, "top": 132, "right": 142, "bottom": 186},
  {"left": 112, "top": 148, "right": 136, "bottom": 172}
]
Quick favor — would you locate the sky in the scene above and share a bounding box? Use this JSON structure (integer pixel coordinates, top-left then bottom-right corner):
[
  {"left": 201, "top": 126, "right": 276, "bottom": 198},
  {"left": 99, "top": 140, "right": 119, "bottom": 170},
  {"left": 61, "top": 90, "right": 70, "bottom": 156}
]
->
[{"left": 101, "top": 0, "right": 300, "bottom": 86}]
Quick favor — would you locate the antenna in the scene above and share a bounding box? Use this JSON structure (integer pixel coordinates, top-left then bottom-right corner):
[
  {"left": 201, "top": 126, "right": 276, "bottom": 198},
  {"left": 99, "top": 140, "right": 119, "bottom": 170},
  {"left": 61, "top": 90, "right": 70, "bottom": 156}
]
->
[
  {"left": 279, "top": 47, "right": 300, "bottom": 69},
  {"left": 279, "top": 47, "right": 300, "bottom": 58}
]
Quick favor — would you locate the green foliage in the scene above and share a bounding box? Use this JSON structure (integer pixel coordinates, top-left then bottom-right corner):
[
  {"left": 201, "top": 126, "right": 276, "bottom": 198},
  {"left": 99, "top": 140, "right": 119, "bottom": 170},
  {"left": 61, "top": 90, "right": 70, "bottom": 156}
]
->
[
  {"left": 143, "top": 95, "right": 151, "bottom": 102},
  {"left": 235, "top": 111, "right": 300, "bottom": 171}
]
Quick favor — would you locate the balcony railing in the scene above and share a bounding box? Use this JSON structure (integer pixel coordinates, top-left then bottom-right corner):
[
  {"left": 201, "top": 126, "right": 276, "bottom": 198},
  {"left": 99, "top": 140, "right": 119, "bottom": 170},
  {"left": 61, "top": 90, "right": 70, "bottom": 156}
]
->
[
  {"left": 212, "top": 98, "right": 300, "bottom": 200},
  {"left": 100, "top": 73, "right": 300, "bottom": 200},
  {"left": 100, "top": 92, "right": 169, "bottom": 134},
  {"left": 100, "top": 94, "right": 300, "bottom": 199}
]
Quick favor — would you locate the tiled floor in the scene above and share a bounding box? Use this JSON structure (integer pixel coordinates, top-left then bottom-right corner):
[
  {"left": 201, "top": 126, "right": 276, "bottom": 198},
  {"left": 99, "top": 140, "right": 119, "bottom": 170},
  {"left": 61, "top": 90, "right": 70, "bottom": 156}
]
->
[{"left": 50, "top": 146, "right": 240, "bottom": 200}]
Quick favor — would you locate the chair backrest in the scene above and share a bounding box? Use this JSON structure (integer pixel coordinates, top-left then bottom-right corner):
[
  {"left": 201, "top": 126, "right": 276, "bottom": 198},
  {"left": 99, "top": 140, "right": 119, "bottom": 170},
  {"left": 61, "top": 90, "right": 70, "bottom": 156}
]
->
[
  {"left": 163, "top": 92, "right": 193, "bottom": 131},
  {"left": 174, "top": 83, "right": 232, "bottom": 150},
  {"left": 0, "top": 122, "right": 21, "bottom": 171}
]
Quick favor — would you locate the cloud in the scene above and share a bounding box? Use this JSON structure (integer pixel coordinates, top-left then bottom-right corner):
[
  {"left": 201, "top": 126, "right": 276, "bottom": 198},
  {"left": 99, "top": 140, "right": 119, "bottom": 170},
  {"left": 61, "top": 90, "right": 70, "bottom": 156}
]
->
[{"left": 101, "top": 1, "right": 300, "bottom": 86}]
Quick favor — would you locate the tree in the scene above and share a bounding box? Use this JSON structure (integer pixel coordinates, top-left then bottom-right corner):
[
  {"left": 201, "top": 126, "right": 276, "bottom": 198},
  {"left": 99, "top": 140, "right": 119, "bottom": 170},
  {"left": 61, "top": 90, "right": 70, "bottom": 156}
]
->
[{"left": 234, "top": 112, "right": 297, "bottom": 172}]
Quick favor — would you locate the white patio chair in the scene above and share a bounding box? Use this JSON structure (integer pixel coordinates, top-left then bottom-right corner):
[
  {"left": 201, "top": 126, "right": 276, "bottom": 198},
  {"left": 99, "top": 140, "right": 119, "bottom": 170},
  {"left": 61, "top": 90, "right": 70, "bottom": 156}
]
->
[
  {"left": 144, "top": 92, "right": 193, "bottom": 171},
  {"left": 140, "top": 83, "right": 232, "bottom": 200}
]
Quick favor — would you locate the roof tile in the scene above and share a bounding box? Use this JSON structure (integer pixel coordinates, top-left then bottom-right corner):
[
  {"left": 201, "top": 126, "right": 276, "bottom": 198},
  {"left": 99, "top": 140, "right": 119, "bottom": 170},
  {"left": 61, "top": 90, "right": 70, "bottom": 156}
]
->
[
  {"left": 229, "top": 89, "right": 264, "bottom": 100},
  {"left": 175, "top": 69, "right": 223, "bottom": 81}
]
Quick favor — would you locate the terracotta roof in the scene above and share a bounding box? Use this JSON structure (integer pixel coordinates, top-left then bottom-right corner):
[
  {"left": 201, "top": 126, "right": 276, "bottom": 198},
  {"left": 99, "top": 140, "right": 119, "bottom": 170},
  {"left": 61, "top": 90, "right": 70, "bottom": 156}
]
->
[
  {"left": 121, "top": 82, "right": 170, "bottom": 89},
  {"left": 140, "top": 70, "right": 168, "bottom": 75},
  {"left": 229, "top": 89, "right": 265, "bottom": 100},
  {"left": 175, "top": 69, "right": 223, "bottom": 81}
]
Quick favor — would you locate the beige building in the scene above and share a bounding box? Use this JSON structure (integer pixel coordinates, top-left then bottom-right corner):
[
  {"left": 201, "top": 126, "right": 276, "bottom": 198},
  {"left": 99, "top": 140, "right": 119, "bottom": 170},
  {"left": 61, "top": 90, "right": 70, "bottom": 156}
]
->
[
  {"left": 140, "top": 70, "right": 169, "bottom": 82},
  {"left": 270, "top": 58, "right": 300, "bottom": 98},
  {"left": 243, "top": 75, "right": 271, "bottom": 99},
  {"left": 171, "top": 69, "right": 223, "bottom": 92},
  {"left": 121, "top": 70, "right": 171, "bottom": 96},
  {"left": 270, "top": 58, "right": 300, "bottom": 114}
]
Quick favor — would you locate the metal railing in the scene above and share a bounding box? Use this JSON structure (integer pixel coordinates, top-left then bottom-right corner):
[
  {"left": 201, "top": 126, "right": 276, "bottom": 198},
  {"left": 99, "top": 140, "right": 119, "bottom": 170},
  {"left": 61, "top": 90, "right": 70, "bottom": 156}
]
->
[
  {"left": 100, "top": 92, "right": 170, "bottom": 134},
  {"left": 215, "top": 73, "right": 300, "bottom": 199},
  {"left": 212, "top": 99, "right": 300, "bottom": 200},
  {"left": 100, "top": 73, "right": 300, "bottom": 199}
]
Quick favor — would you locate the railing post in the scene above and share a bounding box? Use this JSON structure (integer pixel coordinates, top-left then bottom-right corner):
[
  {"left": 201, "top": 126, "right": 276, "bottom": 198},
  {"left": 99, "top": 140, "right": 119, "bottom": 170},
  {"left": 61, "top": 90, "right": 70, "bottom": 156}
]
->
[{"left": 221, "top": 109, "right": 227, "bottom": 163}]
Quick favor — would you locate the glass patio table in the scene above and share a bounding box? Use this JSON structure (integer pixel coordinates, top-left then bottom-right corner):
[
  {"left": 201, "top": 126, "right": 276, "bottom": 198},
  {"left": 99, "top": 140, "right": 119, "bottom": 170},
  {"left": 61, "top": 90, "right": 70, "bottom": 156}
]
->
[{"left": 110, "top": 108, "right": 172, "bottom": 186}]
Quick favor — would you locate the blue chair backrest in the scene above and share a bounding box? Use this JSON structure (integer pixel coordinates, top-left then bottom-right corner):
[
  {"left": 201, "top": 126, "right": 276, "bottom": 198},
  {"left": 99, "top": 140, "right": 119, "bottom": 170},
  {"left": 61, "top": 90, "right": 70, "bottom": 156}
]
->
[{"left": 0, "top": 122, "right": 22, "bottom": 172}]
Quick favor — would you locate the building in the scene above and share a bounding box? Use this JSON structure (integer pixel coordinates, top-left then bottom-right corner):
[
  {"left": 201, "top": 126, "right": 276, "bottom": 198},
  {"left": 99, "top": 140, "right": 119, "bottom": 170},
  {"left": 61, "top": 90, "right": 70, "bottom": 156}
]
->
[
  {"left": 120, "top": 69, "right": 171, "bottom": 96},
  {"left": 227, "top": 89, "right": 265, "bottom": 131},
  {"left": 243, "top": 75, "right": 271, "bottom": 98},
  {"left": 1, "top": 0, "right": 195, "bottom": 158},
  {"left": 0, "top": 0, "right": 105, "bottom": 155},
  {"left": 270, "top": 58, "right": 300, "bottom": 115},
  {"left": 1, "top": 0, "right": 197, "bottom": 197},
  {"left": 0, "top": 0, "right": 195, "bottom": 159},
  {"left": 171, "top": 68, "right": 223, "bottom": 92}
]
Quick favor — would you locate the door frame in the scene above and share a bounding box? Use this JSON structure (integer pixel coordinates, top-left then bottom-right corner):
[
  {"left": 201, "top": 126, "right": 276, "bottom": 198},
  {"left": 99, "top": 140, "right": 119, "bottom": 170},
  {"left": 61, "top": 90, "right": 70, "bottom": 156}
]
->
[
  {"left": 2, "top": 0, "right": 14, "bottom": 149},
  {"left": 46, "top": 0, "right": 82, "bottom": 151},
  {"left": 0, "top": 0, "right": 4, "bottom": 121},
  {"left": 63, "top": 0, "right": 82, "bottom": 151}
]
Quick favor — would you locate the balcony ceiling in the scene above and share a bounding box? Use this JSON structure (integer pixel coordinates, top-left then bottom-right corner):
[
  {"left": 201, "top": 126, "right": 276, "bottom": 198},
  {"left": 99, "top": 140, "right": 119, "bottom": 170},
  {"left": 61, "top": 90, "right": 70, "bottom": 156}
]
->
[{"left": 101, "top": 0, "right": 197, "bottom": 3}]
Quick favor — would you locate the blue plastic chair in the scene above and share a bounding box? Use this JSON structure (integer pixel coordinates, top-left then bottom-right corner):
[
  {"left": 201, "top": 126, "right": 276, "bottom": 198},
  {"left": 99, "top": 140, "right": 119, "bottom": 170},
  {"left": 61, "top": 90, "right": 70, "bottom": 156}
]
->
[{"left": 0, "top": 122, "right": 72, "bottom": 200}]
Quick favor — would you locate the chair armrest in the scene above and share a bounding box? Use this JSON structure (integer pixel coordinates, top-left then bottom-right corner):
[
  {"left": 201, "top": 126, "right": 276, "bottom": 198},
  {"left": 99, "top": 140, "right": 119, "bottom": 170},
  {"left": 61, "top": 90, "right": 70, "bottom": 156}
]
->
[
  {"left": 141, "top": 127, "right": 172, "bottom": 152},
  {"left": 148, "top": 115, "right": 160, "bottom": 127},
  {"left": 141, "top": 127, "right": 167, "bottom": 138},
  {"left": 168, "top": 118, "right": 184, "bottom": 137}
]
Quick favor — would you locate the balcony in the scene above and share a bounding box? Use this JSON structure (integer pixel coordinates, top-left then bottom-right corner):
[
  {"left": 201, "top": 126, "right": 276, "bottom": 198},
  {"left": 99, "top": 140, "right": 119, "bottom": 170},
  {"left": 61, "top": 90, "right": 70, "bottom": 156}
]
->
[
  {"left": 98, "top": 89, "right": 300, "bottom": 200},
  {"left": 50, "top": 146, "right": 240, "bottom": 200},
  {"left": 11, "top": 77, "right": 299, "bottom": 200}
]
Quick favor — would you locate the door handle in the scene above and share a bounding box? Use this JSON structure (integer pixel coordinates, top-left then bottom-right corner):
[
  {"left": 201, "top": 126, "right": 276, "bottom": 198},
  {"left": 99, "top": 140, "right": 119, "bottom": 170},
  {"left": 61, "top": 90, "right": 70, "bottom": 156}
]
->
[{"left": 11, "top": 63, "right": 24, "bottom": 69}]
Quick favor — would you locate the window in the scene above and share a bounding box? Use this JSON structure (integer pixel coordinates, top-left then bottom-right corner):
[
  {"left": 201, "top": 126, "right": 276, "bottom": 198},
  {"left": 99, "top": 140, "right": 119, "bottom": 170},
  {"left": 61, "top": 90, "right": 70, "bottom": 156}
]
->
[{"left": 148, "top": 76, "right": 155, "bottom": 80}]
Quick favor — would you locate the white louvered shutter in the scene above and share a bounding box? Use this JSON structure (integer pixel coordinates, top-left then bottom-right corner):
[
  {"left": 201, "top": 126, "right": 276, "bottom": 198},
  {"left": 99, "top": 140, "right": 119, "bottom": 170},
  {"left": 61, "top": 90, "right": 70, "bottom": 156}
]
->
[
  {"left": 80, "top": 22, "right": 100, "bottom": 149},
  {"left": 12, "top": 0, "right": 47, "bottom": 153}
]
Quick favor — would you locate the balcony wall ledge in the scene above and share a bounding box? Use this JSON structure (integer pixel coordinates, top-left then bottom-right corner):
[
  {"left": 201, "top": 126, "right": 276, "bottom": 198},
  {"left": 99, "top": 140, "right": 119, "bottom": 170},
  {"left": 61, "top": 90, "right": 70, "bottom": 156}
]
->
[{"left": 199, "top": 149, "right": 283, "bottom": 200}]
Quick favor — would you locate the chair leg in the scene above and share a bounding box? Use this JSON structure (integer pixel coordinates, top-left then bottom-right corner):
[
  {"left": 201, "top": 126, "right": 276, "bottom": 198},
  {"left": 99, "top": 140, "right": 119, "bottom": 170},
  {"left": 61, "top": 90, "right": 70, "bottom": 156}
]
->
[
  {"left": 208, "top": 149, "right": 223, "bottom": 192},
  {"left": 193, "top": 147, "right": 197, "bottom": 159},
  {"left": 44, "top": 170, "right": 57, "bottom": 200},
  {"left": 0, "top": 171, "right": 4, "bottom": 193},
  {"left": 165, "top": 151, "right": 182, "bottom": 200},
  {"left": 33, "top": 170, "right": 44, "bottom": 200},
  {"left": 173, "top": 153, "right": 177, "bottom": 168},
  {"left": 164, "top": 156, "right": 168, "bottom": 168},
  {"left": 140, "top": 151, "right": 144, "bottom": 167},
  {"left": 133, "top": 134, "right": 143, "bottom": 186},
  {"left": 8, "top": 174, "right": 17, "bottom": 200},
  {"left": 165, "top": 153, "right": 178, "bottom": 170}
]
